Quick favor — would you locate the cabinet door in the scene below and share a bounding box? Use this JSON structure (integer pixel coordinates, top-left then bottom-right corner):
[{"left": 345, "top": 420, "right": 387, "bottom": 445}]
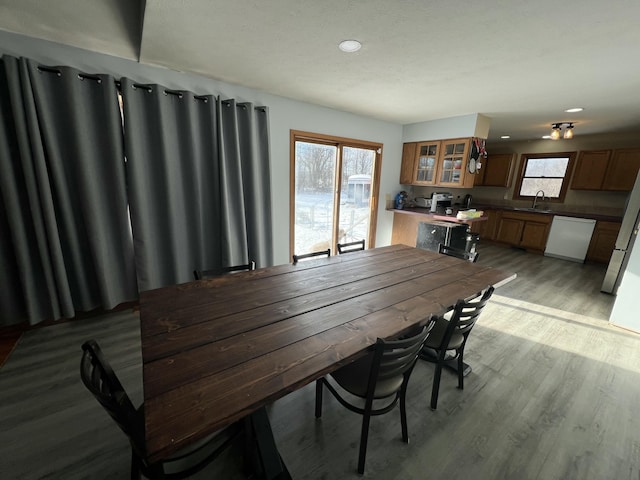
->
[
  {"left": 413, "top": 141, "right": 440, "bottom": 185},
  {"left": 496, "top": 218, "right": 524, "bottom": 245},
  {"left": 570, "top": 150, "right": 611, "bottom": 190},
  {"left": 438, "top": 139, "right": 470, "bottom": 187},
  {"left": 602, "top": 148, "right": 640, "bottom": 191},
  {"left": 586, "top": 221, "right": 621, "bottom": 263},
  {"left": 399, "top": 142, "right": 417, "bottom": 184},
  {"left": 477, "top": 153, "right": 514, "bottom": 187},
  {"left": 519, "top": 221, "right": 551, "bottom": 250}
]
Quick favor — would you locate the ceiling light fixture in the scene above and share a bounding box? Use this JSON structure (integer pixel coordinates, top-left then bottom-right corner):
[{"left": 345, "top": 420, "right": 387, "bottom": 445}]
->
[
  {"left": 549, "top": 122, "right": 575, "bottom": 140},
  {"left": 338, "top": 40, "right": 362, "bottom": 53},
  {"left": 500, "top": 135, "right": 511, "bottom": 139},
  {"left": 564, "top": 107, "right": 584, "bottom": 113},
  {"left": 563, "top": 123, "right": 574, "bottom": 139}
]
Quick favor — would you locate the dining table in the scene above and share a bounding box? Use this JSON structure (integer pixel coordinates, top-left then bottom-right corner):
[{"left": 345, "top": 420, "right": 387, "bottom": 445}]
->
[{"left": 139, "top": 244, "right": 516, "bottom": 477}]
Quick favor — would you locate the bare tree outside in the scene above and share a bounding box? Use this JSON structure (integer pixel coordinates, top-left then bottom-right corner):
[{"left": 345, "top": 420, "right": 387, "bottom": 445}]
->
[{"left": 293, "top": 139, "right": 377, "bottom": 256}]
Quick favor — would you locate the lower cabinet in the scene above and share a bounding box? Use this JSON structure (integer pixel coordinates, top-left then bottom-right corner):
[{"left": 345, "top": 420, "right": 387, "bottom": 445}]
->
[
  {"left": 586, "top": 221, "right": 621, "bottom": 263},
  {"left": 470, "top": 209, "right": 500, "bottom": 241},
  {"left": 391, "top": 213, "right": 421, "bottom": 246},
  {"left": 494, "top": 211, "right": 553, "bottom": 252}
]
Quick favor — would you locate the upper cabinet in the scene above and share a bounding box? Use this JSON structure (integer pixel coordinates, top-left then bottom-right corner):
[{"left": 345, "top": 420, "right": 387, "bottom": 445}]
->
[
  {"left": 602, "top": 149, "right": 640, "bottom": 191},
  {"left": 400, "top": 138, "right": 476, "bottom": 188},
  {"left": 475, "top": 153, "right": 515, "bottom": 187},
  {"left": 571, "top": 148, "right": 640, "bottom": 191}
]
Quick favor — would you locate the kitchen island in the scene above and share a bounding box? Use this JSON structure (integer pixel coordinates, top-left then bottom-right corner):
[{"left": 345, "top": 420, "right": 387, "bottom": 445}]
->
[{"left": 389, "top": 207, "right": 486, "bottom": 247}]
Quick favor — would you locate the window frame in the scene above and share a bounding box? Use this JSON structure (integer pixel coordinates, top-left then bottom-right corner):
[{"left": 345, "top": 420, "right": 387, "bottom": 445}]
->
[{"left": 513, "top": 152, "right": 577, "bottom": 203}]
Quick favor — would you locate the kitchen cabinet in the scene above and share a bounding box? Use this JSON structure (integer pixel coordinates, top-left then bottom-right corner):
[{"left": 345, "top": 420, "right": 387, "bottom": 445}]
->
[
  {"left": 602, "top": 148, "right": 640, "bottom": 191},
  {"left": 391, "top": 212, "right": 421, "bottom": 246},
  {"left": 470, "top": 209, "right": 500, "bottom": 241},
  {"left": 570, "top": 148, "right": 640, "bottom": 191},
  {"left": 399, "top": 138, "right": 475, "bottom": 188},
  {"left": 571, "top": 150, "right": 611, "bottom": 190},
  {"left": 399, "top": 142, "right": 418, "bottom": 185},
  {"left": 495, "top": 211, "right": 553, "bottom": 252},
  {"left": 475, "top": 153, "right": 515, "bottom": 187},
  {"left": 586, "top": 221, "right": 621, "bottom": 263},
  {"left": 400, "top": 141, "right": 440, "bottom": 186}
]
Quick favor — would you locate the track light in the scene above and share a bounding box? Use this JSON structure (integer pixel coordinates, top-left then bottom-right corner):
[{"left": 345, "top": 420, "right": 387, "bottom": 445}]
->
[
  {"left": 563, "top": 123, "right": 574, "bottom": 139},
  {"left": 549, "top": 122, "right": 575, "bottom": 140}
]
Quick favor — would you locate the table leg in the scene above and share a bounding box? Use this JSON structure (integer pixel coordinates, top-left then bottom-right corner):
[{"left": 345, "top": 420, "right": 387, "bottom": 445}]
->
[{"left": 244, "top": 407, "right": 292, "bottom": 480}]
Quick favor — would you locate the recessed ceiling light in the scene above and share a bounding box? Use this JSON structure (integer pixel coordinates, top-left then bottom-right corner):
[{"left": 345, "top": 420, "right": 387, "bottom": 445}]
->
[
  {"left": 542, "top": 135, "right": 552, "bottom": 139},
  {"left": 565, "top": 107, "right": 584, "bottom": 113},
  {"left": 500, "top": 135, "right": 511, "bottom": 139},
  {"left": 339, "top": 40, "right": 362, "bottom": 53}
]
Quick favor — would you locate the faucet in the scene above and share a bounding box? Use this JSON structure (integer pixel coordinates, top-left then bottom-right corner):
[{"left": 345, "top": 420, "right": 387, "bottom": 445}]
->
[{"left": 532, "top": 190, "right": 545, "bottom": 209}]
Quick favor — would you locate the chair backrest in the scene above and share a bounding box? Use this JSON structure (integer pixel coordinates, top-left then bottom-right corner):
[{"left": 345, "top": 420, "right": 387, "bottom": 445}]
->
[
  {"left": 438, "top": 243, "right": 479, "bottom": 263},
  {"left": 337, "top": 240, "right": 365, "bottom": 254},
  {"left": 292, "top": 249, "right": 330, "bottom": 264},
  {"left": 194, "top": 260, "right": 256, "bottom": 280},
  {"left": 80, "top": 340, "right": 145, "bottom": 455},
  {"left": 436, "top": 286, "right": 494, "bottom": 350},
  {"left": 367, "top": 321, "right": 435, "bottom": 392}
]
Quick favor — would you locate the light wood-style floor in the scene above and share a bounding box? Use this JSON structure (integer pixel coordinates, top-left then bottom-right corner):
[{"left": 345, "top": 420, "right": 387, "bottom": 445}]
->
[{"left": 1, "top": 244, "right": 639, "bottom": 479}]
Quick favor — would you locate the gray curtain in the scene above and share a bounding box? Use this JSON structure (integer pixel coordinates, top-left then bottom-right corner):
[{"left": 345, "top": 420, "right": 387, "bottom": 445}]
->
[
  {"left": 0, "top": 56, "right": 138, "bottom": 326},
  {"left": 121, "top": 79, "right": 273, "bottom": 291}
]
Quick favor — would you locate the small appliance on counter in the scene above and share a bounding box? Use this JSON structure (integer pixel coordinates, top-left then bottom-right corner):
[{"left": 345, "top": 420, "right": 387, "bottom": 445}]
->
[
  {"left": 395, "top": 190, "right": 409, "bottom": 209},
  {"left": 414, "top": 196, "right": 431, "bottom": 208},
  {"left": 430, "top": 192, "right": 453, "bottom": 213},
  {"left": 463, "top": 194, "right": 473, "bottom": 209}
]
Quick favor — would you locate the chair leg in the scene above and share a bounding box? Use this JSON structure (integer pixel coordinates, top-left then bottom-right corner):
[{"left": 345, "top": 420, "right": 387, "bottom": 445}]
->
[
  {"left": 357, "top": 408, "right": 373, "bottom": 474},
  {"left": 431, "top": 363, "right": 443, "bottom": 410},
  {"left": 315, "top": 379, "right": 323, "bottom": 418},
  {"left": 400, "top": 390, "right": 409, "bottom": 443},
  {"left": 457, "top": 348, "right": 465, "bottom": 389}
]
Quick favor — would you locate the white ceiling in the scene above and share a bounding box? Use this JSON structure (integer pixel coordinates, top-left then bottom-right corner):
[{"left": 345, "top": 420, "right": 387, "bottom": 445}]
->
[{"left": 1, "top": 0, "right": 640, "bottom": 140}]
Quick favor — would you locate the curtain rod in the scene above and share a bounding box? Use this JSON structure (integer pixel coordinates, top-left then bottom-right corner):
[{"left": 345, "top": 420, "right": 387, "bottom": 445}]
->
[{"left": 36, "top": 65, "right": 267, "bottom": 109}]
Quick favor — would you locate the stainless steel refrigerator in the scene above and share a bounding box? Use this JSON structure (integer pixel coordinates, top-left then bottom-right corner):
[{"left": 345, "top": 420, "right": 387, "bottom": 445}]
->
[{"left": 601, "top": 169, "right": 640, "bottom": 294}]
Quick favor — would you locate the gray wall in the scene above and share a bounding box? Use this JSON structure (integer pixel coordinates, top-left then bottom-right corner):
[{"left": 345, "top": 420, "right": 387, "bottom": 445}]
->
[{"left": 0, "top": 30, "right": 404, "bottom": 265}]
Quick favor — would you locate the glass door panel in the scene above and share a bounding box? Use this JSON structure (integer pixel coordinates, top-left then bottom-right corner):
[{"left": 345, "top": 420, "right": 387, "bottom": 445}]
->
[
  {"left": 416, "top": 142, "right": 438, "bottom": 184},
  {"left": 293, "top": 141, "right": 337, "bottom": 255},
  {"left": 338, "top": 147, "right": 376, "bottom": 245}
]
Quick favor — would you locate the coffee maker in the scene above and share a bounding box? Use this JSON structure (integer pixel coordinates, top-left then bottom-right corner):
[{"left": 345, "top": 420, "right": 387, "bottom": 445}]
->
[{"left": 430, "top": 192, "right": 453, "bottom": 213}]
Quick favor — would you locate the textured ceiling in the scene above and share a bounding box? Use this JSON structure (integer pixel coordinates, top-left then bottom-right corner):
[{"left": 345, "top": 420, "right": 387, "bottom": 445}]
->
[{"left": 1, "top": 0, "right": 640, "bottom": 140}]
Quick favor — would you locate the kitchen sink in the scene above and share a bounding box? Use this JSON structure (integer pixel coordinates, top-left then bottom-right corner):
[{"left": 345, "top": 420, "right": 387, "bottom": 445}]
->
[{"left": 511, "top": 207, "right": 554, "bottom": 214}]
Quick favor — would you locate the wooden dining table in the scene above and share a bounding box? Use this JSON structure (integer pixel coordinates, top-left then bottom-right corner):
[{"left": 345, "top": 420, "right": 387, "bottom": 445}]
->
[{"left": 139, "top": 244, "right": 516, "bottom": 475}]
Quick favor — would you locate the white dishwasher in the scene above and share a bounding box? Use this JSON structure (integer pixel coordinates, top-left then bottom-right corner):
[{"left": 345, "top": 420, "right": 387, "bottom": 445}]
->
[{"left": 544, "top": 216, "right": 596, "bottom": 263}]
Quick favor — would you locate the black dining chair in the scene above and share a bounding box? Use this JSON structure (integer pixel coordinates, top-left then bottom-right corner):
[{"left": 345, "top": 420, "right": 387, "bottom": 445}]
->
[
  {"left": 80, "top": 340, "right": 240, "bottom": 479},
  {"left": 292, "top": 249, "right": 330, "bottom": 264},
  {"left": 315, "top": 321, "right": 435, "bottom": 474},
  {"left": 419, "top": 285, "right": 495, "bottom": 410},
  {"left": 438, "top": 243, "right": 479, "bottom": 263},
  {"left": 194, "top": 260, "right": 256, "bottom": 280},
  {"left": 337, "top": 239, "right": 365, "bottom": 254}
]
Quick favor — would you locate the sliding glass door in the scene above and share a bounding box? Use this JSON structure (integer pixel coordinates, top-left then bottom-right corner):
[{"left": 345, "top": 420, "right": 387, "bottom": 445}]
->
[{"left": 290, "top": 131, "right": 382, "bottom": 258}]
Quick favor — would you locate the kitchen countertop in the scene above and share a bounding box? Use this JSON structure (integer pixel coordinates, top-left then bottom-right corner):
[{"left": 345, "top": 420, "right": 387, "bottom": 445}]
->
[
  {"left": 388, "top": 207, "right": 488, "bottom": 225},
  {"left": 390, "top": 205, "right": 622, "bottom": 223}
]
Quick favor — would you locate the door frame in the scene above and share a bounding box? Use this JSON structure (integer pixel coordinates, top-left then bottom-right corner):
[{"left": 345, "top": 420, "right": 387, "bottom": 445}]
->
[{"left": 289, "top": 130, "right": 383, "bottom": 260}]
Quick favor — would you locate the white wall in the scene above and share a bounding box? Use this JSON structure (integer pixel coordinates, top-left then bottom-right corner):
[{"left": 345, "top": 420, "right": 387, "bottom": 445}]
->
[
  {"left": 0, "top": 30, "right": 404, "bottom": 265},
  {"left": 402, "top": 113, "right": 483, "bottom": 142}
]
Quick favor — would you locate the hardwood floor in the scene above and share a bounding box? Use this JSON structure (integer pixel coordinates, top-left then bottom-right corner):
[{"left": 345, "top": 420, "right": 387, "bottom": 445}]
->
[{"left": 1, "top": 244, "right": 638, "bottom": 479}]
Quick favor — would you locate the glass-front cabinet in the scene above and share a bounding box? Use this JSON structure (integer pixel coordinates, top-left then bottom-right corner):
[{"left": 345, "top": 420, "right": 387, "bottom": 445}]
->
[
  {"left": 438, "top": 140, "right": 468, "bottom": 185},
  {"left": 414, "top": 141, "right": 440, "bottom": 185},
  {"left": 399, "top": 138, "right": 475, "bottom": 188}
]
